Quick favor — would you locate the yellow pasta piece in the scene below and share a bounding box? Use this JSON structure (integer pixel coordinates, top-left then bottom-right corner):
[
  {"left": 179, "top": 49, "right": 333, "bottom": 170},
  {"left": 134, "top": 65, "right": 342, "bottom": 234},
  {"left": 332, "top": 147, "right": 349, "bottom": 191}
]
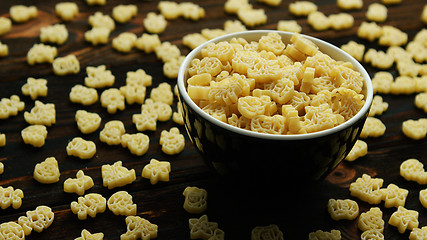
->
[
  {"left": 0, "top": 161, "right": 3, "bottom": 173},
  {"left": 379, "top": 25, "right": 408, "bottom": 47},
  {"left": 371, "top": 71, "right": 393, "bottom": 94},
  {"left": 55, "top": 2, "right": 78, "bottom": 21},
  {"left": 107, "top": 191, "right": 137, "bottom": 216},
  {"left": 135, "top": 33, "right": 161, "bottom": 54},
  {"left": 0, "top": 186, "right": 24, "bottom": 209},
  {"left": 251, "top": 224, "right": 283, "bottom": 240},
  {"left": 183, "top": 186, "right": 208, "bottom": 214},
  {"left": 364, "top": 49, "right": 394, "bottom": 70},
  {"left": 307, "top": 11, "right": 330, "bottom": 31},
  {"left": 0, "top": 95, "right": 25, "bottom": 119},
  {"left": 302, "top": 104, "right": 339, "bottom": 133},
  {"left": 155, "top": 41, "right": 181, "bottom": 63},
  {"left": 21, "top": 77, "right": 47, "bottom": 100},
  {"left": 277, "top": 20, "right": 302, "bottom": 33},
  {"left": 0, "top": 221, "right": 25, "bottom": 239},
  {"left": 390, "top": 76, "right": 416, "bottom": 95},
  {"left": 366, "top": 3, "right": 388, "bottom": 22},
  {"left": 99, "top": 120, "right": 126, "bottom": 145},
  {"left": 419, "top": 188, "right": 427, "bottom": 209},
  {"left": 259, "top": 32, "right": 286, "bottom": 56},
  {"left": 66, "top": 137, "right": 97, "bottom": 159},
  {"left": 71, "top": 193, "right": 106, "bottom": 220},
  {"left": 64, "top": 170, "right": 94, "bottom": 196},
  {"left": 251, "top": 114, "right": 286, "bottom": 134},
  {"left": 340, "top": 41, "right": 365, "bottom": 62},
  {"left": 144, "top": 12, "right": 167, "bottom": 34},
  {"left": 189, "top": 215, "right": 219, "bottom": 240},
  {"left": 40, "top": 24, "right": 68, "bottom": 45},
  {"left": 224, "top": 19, "right": 247, "bottom": 33},
  {"left": 380, "top": 183, "right": 408, "bottom": 208},
  {"left": 142, "top": 98, "right": 173, "bottom": 122},
  {"left": 0, "top": 41, "right": 8, "bottom": 57},
  {"left": 24, "top": 100, "right": 55, "bottom": 126},
  {"left": 21, "top": 125, "right": 47, "bottom": 147},
  {"left": 423, "top": 5, "right": 427, "bottom": 24},
  {"left": 237, "top": 7, "right": 267, "bottom": 27},
  {"left": 88, "top": 12, "right": 115, "bottom": 31},
  {"left": 120, "top": 84, "right": 146, "bottom": 105},
  {"left": 357, "top": 22, "right": 383, "bottom": 42},
  {"left": 33, "top": 157, "right": 60, "bottom": 184},
  {"left": 381, "top": 0, "right": 402, "bottom": 5},
  {"left": 345, "top": 139, "right": 368, "bottom": 161},
  {"left": 18, "top": 206, "right": 54, "bottom": 235},
  {"left": 133, "top": 109, "right": 158, "bottom": 131},
  {"left": 183, "top": 33, "right": 208, "bottom": 50},
  {"left": 112, "top": 4, "right": 137, "bottom": 23},
  {"left": 201, "top": 28, "right": 226, "bottom": 40},
  {"left": 402, "top": 118, "right": 427, "bottom": 140},
  {"left": 337, "top": 0, "right": 362, "bottom": 10},
  {"left": 0, "top": 17, "right": 12, "bottom": 36},
  {"left": 70, "top": 85, "right": 98, "bottom": 106},
  {"left": 406, "top": 41, "right": 427, "bottom": 64},
  {"left": 308, "top": 229, "right": 341, "bottom": 240},
  {"left": 75, "top": 110, "right": 101, "bottom": 134},
  {"left": 121, "top": 216, "right": 158, "bottom": 240},
  {"left": 121, "top": 133, "right": 150, "bottom": 156},
  {"left": 150, "top": 82, "right": 174, "bottom": 105},
  {"left": 415, "top": 92, "right": 427, "bottom": 113},
  {"left": 85, "top": 65, "right": 115, "bottom": 89},
  {"left": 10, "top": 5, "right": 37, "bottom": 23},
  {"left": 86, "top": 0, "right": 106, "bottom": 5},
  {"left": 126, "top": 69, "right": 152, "bottom": 88},
  {"left": 224, "top": 0, "right": 250, "bottom": 14},
  {"left": 350, "top": 174, "right": 384, "bottom": 204},
  {"left": 52, "top": 54, "right": 80, "bottom": 76},
  {"left": 327, "top": 198, "right": 359, "bottom": 221},
  {"left": 141, "top": 159, "right": 171, "bottom": 184},
  {"left": 410, "top": 226, "right": 427, "bottom": 240},
  {"left": 360, "top": 117, "right": 386, "bottom": 138},
  {"left": 27, "top": 43, "right": 57, "bottom": 65},
  {"left": 388, "top": 206, "right": 419, "bottom": 234},
  {"left": 160, "top": 127, "right": 185, "bottom": 155},
  {"left": 400, "top": 159, "right": 427, "bottom": 185},
  {"left": 100, "top": 88, "right": 125, "bottom": 114},
  {"left": 361, "top": 230, "right": 384, "bottom": 240},
  {"left": 358, "top": 207, "right": 384, "bottom": 233},
  {"left": 75, "top": 229, "right": 104, "bottom": 240},
  {"left": 158, "top": 1, "right": 181, "bottom": 20},
  {"left": 369, "top": 95, "right": 388, "bottom": 117},
  {"left": 289, "top": 1, "right": 317, "bottom": 16},
  {"left": 179, "top": 2, "right": 205, "bottom": 21},
  {"left": 84, "top": 27, "right": 110, "bottom": 46},
  {"left": 329, "top": 13, "right": 354, "bottom": 31},
  {"left": 112, "top": 32, "right": 137, "bottom": 53},
  {"left": 258, "top": 0, "right": 281, "bottom": 7},
  {"left": 102, "top": 161, "right": 136, "bottom": 189}
]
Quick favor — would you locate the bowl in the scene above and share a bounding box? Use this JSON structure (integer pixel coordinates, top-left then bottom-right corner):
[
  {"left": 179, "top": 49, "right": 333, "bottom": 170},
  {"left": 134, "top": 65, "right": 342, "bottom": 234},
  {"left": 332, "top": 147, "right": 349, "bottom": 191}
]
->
[{"left": 177, "top": 30, "right": 373, "bottom": 185}]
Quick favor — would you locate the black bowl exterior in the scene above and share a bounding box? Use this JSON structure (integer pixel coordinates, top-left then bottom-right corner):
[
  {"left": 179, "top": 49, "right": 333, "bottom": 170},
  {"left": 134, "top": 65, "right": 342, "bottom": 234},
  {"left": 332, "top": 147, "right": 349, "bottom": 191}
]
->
[{"left": 179, "top": 93, "right": 369, "bottom": 184}]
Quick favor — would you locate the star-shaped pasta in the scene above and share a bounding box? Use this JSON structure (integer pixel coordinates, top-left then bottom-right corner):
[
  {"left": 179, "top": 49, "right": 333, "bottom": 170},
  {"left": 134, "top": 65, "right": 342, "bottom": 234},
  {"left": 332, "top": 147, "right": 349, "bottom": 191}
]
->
[
  {"left": 327, "top": 199, "right": 359, "bottom": 220},
  {"left": 18, "top": 205, "right": 54, "bottom": 235},
  {"left": 75, "top": 229, "right": 104, "bottom": 240},
  {"left": 0, "top": 186, "right": 24, "bottom": 209},
  {"left": 141, "top": 159, "right": 171, "bottom": 185},
  {"left": 183, "top": 186, "right": 208, "bottom": 214},
  {"left": 121, "top": 133, "right": 150, "bottom": 156},
  {"left": 99, "top": 120, "right": 126, "bottom": 145},
  {"left": 66, "top": 137, "right": 96, "bottom": 159},
  {"left": 71, "top": 193, "right": 106, "bottom": 220},
  {"left": 107, "top": 191, "right": 137, "bottom": 216},
  {"left": 159, "top": 127, "right": 185, "bottom": 155},
  {"left": 400, "top": 159, "right": 427, "bottom": 184},
  {"left": 251, "top": 224, "right": 283, "bottom": 240},
  {"left": 349, "top": 174, "right": 384, "bottom": 204},
  {"left": 63, "top": 170, "right": 94, "bottom": 195},
  {"left": 189, "top": 214, "right": 219, "bottom": 240},
  {"left": 388, "top": 206, "right": 419, "bottom": 234},
  {"left": 380, "top": 183, "right": 408, "bottom": 208},
  {"left": 24, "top": 100, "right": 56, "bottom": 126},
  {"left": 410, "top": 226, "right": 427, "bottom": 240},
  {"left": 358, "top": 207, "right": 384, "bottom": 233},
  {"left": 33, "top": 157, "right": 60, "bottom": 184},
  {"left": 21, "top": 77, "right": 48, "bottom": 100},
  {"left": 121, "top": 216, "right": 158, "bottom": 240},
  {"left": 102, "top": 161, "right": 136, "bottom": 189}
]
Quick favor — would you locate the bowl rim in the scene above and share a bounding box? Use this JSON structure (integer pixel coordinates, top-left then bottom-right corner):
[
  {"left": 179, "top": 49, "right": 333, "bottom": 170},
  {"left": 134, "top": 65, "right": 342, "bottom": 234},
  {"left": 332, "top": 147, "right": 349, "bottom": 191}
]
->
[{"left": 177, "top": 30, "right": 373, "bottom": 141}]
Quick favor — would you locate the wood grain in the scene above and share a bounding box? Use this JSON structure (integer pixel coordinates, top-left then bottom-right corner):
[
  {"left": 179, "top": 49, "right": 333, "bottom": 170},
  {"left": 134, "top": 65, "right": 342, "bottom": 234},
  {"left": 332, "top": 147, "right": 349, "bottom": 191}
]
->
[{"left": 0, "top": 0, "right": 426, "bottom": 239}]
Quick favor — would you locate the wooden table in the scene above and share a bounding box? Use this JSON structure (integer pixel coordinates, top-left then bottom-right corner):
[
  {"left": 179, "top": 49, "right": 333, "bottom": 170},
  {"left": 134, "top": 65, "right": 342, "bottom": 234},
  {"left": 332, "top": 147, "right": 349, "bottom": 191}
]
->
[{"left": 0, "top": 0, "right": 426, "bottom": 239}]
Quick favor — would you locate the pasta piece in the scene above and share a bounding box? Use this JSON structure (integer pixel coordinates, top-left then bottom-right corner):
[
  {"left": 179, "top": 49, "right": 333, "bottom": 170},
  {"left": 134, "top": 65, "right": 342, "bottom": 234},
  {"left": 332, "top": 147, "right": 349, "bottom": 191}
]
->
[
  {"left": 18, "top": 206, "right": 54, "bottom": 235},
  {"left": 27, "top": 43, "right": 57, "bottom": 65},
  {"left": 112, "top": 32, "right": 137, "bottom": 53},
  {"left": 308, "top": 230, "right": 341, "bottom": 240},
  {"left": 358, "top": 207, "right": 384, "bottom": 233},
  {"left": 126, "top": 69, "right": 153, "bottom": 87},
  {"left": 379, "top": 25, "right": 408, "bottom": 47},
  {"left": 327, "top": 198, "right": 359, "bottom": 220},
  {"left": 84, "top": 27, "right": 110, "bottom": 45},
  {"left": 337, "top": 0, "right": 362, "bottom": 10},
  {"left": 99, "top": 120, "right": 126, "bottom": 145},
  {"left": 75, "top": 229, "right": 104, "bottom": 240},
  {"left": 155, "top": 41, "right": 181, "bottom": 63},
  {"left": 135, "top": 34, "right": 161, "bottom": 54},
  {"left": 410, "top": 226, "right": 427, "bottom": 240},
  {"left": 369, "top": 95, "right": 388, "bottom": 117},
  {"left": 179, "top": 2, "right": 205, "bottom": 21},
  {"left": 357, "top": 22, "right": 383, "bottom": 42},
  {"left": 388, "top": 206, "right": 419, "bottom": 234},
  {"left": 420, "top": 189, "right": 427, "bottom": 208},
  {"left": 0, "top": 95, "right": 25, "bottom": 119},
  {"left": 349, "top": 174, "right": 383, "bottom": 204},
  {"left": 0, "top": 17, "right": 12, "bottom": 35},
  {"left": 10, "top": 5, "right": 37, "bottom": 23},
  {"left": 64, "top": 170, "right": 94, "bottom": 196},
  {"left": 121, "top": 133, "right": 150, "bottom": 156},
  {"left": 102, "top": 161, "right": 136, "bottom": 189},
  {"left": 361, "top": 230, "right": 384, "bottom": 240},
  {"left": 340, "top": 41, "right": 365, "bottom": 62},
  {"left": 55, "top": 2, "right": 78, "bottom": 21},
  {"left": 400, "top": 159, "right": 427, "bottom": 185},
  {"left": 100, "top": 88, "right": 125, "bottom": 114},
  {"left": 163, "top": 55, "right": 185, "bottom": 79},
  {"left": 158, "top": 1, "right": 181, "bottom": 20},
  {"left": 141, "top": 159, "right": 171, "bottom": 184},
  {"left": 121, "top": 216, "right": 158, "bottom": 240},
  {"left": 107, "top": 191, "right": 137, "bottom": 216},
  {"left": 415, "top": 92, "right": 427, "bottom": 113},
  {"left": 142, "top": 98, "right": 173, "bottom": 122},
  {"left": 0, "top": 186, "right": 24, "bottom": 209},
  {"left": 189, "top": 215, "right": 218, "bottom": 240},
  {"left": 329, "top": 13, "right": 354, "bottom": 31},
  {"left": 112, "top": 5, "right": 137, "bottom": 23},
  {"left": 277, "top": 20, "right": 302, "bottom": 33},
  {"left": 401, "top": 118, "right": 427, "bottom": 140},
  {"left": 380, "top": 183, "right": 408, "bottom": 208},
  {"left": 40, "top": 24, "right": 68, "bottom": 45},
  {"left": 366, "top": 3, "right": 387, "bottom": 22},
  {"left": 258, "top": 0, "right": 281, "bottom": 7},
  {"left": 86, "top": 0, "right": 106, "bottom": 5},
  {"left": 345, "top": 139, "right": 368, "bottom": 161},
  {"left": 33, "top": 157, "right": 60, "bottom": 184},
  {"left": 183, "top": 33, "right": 208, "bottom": 50},
  {"left": 133, "top": 109, "right": 158, "bottom": 131},
  {"left": 52, "top": 54, "right": 80, "bottom": 76},
  {"left": 71, "top": 193, "right": 106, "bottom": 220},
  {"left": 371, "top": 72, "right": 393, "bottom": 94},
  {"left": 289, "top": 1, "right": 317, "bottom": 16},
  {"left": 24, "top": 100, "right": 56, "bottom": 126},
  {"left": 150, "top": 82, "right": 174, "bottom": 105},
  {"left": 75, "top": 110, "right": 101, "bottom": 134},
  {"left": 307, "top": 11, "right": 330, "bottom": 31},
  {"left": 0, "top": 222, "right": 25, "bottom": 239},
  {"left": 21, "top": 125, "right": 47, "bottom": 147},
  {"left": 251, "top": 224, "right": 283, "bottom": 240},
  {"left": 359, "top": 117, "right": 386, "bottom": 138},
  {"left": 183, "top": 186, "right": 208, "bottom": 214},
  {"left": 89, "top": 12, "right": 115, "bottom": 31},
  {"left": 237, "top": 7, "right": 267, "bottom": 27},
  {"left": 144, "top": 12, "right": 167, "bottom": 34},
  {"left": 21, "top": 77, "right": 48, "bottom": 100},
  {"left": 423, "top": 5, "right": 427, "bottom": 24},
  {"left": 223, "top": 19, "right": 247, "bottom": 33},
  {"left": 70, "top": 85, "right": 98, "bottom": 106},
  {"left": 66, "top": 137, "right": 96, "bottom": 159},
  {"left": 0, "top": 41, "right": 8, "bottom": 57},
  {"left": 0, "top": 161, "right": 3, "bottom": 173}
]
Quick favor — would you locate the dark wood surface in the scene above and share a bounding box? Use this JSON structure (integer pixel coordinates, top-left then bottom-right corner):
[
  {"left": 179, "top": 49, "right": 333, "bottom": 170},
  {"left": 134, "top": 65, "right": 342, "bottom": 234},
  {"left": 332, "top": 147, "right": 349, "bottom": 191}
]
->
[{"left": 0, "top": 0, "right": 426, "bottom": 239}]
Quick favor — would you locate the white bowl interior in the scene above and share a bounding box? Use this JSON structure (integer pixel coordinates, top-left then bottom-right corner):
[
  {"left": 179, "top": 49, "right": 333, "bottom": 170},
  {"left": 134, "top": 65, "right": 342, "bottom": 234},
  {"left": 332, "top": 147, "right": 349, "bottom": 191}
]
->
[{"left": 178, "top": 30, "right": 373, "bottom": 140}]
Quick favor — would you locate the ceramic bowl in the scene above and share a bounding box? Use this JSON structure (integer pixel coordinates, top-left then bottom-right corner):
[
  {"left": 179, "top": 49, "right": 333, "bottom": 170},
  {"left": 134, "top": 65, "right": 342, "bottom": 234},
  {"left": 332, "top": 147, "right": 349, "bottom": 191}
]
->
[{"left": 177, "top": 30, "right": 373, "bottom": 185}]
